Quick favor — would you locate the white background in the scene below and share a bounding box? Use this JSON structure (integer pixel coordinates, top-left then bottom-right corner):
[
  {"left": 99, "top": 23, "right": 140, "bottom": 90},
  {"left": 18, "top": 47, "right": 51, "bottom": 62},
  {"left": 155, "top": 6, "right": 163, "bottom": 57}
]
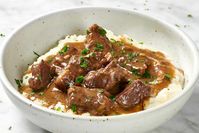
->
[{"left": 0, "top": 0, "right": 199, "bottom": 133}]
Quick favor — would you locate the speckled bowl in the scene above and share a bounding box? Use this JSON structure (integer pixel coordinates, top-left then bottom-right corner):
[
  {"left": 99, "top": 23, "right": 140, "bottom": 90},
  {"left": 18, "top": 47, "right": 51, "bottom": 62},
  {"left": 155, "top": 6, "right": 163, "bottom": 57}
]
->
[{"left": 0, "top": 7, "right": 199, "bottom": 133}]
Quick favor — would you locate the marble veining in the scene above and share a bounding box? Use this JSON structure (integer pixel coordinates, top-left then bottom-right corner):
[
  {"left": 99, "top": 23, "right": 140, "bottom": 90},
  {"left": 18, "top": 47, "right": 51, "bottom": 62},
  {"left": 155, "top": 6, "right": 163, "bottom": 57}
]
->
[{"left": 0, "top": 0, "right": 199, "bottom": 133}]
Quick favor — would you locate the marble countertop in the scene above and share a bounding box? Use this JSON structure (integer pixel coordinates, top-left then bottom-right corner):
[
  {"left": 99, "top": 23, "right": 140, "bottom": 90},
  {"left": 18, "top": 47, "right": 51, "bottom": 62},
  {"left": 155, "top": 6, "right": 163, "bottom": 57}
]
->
[{"left": 0, "top": 0, "right": 199, "bottom": 132}]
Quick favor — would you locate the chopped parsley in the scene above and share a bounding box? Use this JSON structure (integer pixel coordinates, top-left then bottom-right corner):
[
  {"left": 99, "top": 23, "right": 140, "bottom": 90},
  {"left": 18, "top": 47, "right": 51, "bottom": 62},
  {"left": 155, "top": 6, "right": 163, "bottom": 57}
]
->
[
  {"left": 98, "top": 27, "right": 106, "bottom": 36},
  {"left": 75, "top": 75, "right": 84, "bottom": 84},
  {"left": 81, "top": 48, "right": 89, "bottom": 55},
  {"left": 109, "top": 95, "right": 116, "bottom": 101},
  {"left": 59, "top": 45, "right": 68, "bottom": 55},
  {"left": 71, "top": 104, "right": 77, "bottom": 112},
  {"left": 127, "top": 52, "right": 139, "bottom": 61},
  {"left": 38, "top": 75, "right": 42, "bottom": 81},
  {"left": 164, "top": 73, "right": 171, "bottom": 80},
  {"left": 139, "top": 41, "right": 144, "bottom": 44},
  {"left": 116, "top": 41, "right": 124, "bottom": 46},
  {"left": 131, "top": 69, "right": 140, "bottom": 76},
  {"left": 86, "top": 30, "right": 91, "bottom": 35},
  {"left": 110, "top": 38, "right": 116, "bottom": 43},
  {"left": 98, "top": 89, "right": 104, "bottom": 93},
  {"left": 94, "top": 43, "right": 104, "bottom": 51},
  {"left": 39, "top": 92, "right": 44, "bottom": 96},
  {"left": 80, "top": 56, "right": 88, "bottom": 68},
  {"left": 89, "top": 52, "right": 96, "bottom": 57},
  {"left": 175, "top": 24, "right": 180, "bottom": 27},
  {"left": 33, "top": 51, "right": 40, "bottom": 58},
  {"left": 142, "top": 70, "right": 151, "bottom": 78},
  {"left": 15, "top": 79, "right": 22, "bottom": 88},
  {"left": 187, "top": 14, "right": 193, "bottom": 18},
  {"left": 55, "top": 107, "right": 62, "bottom": 112},
  {"left": 0, "top": 33, "right": 5, "bottom": 37}
]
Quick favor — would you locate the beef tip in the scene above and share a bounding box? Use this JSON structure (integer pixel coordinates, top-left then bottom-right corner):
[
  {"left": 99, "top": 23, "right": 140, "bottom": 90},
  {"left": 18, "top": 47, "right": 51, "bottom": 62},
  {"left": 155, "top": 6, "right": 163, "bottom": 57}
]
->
[
  {"left": 84, "top": 60, "right": 132, "bottom": 94},
  {"left": 86, "top": 24, "right": 111, "bottom": 55},
  {"left": 29, "top": 60, "right": 53, "bottom": 90},
  {"left": 67, "top": 86, "right": 113, "bottom": 115},
  {"left": 54, "top": 55, "right": 86, "bottom": 92},
  {"left": 51, "top": 46, "right": 79, "bottom": 75},
  {"left": 115, "top": 80, "right": 150, "bottom": 108}
]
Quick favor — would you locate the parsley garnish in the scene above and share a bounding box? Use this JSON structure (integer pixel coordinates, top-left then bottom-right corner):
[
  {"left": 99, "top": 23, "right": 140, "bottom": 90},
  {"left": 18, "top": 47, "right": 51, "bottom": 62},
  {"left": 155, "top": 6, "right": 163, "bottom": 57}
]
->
[
  {"left": 0, "top": 33, "right": 5, "bottom": 37},
  {"left": 98, "top": 89, "right": 104, "bottom": 93},
  {"left": 142, "top": 70, "right": 151, "bottom": 78},
  {"left": 55, "top": 107, "right": 62, "bottom": 112},
  {"left": 94, "top": 43, "right": 104, "bottom": 51},
  {"left": 81, "top": 48, "right": 89, "bottom": 55},
  {"left": 139, "top": 41, "right": 144, "bottom": 44},
  {"left": 86, "top": 30, "right": 91, "bottom": 35},
  {"left": 39, "top": 92, "right": 44, "bottom": 96},
  {"left": 175, "top": 24, "right": 180, "bottom": 27},
  {"left": 131, "top": 69, "right": 140, "bottom": 76},
  {"left": 59, "top": 45, "right": 68, "bottom": 55},
  {"left": 98, "top": 27, "right": 106, "bottom": 36},
  {"left": 33, "top": 51, "right": 40, "bottom": 58},
  {"left": 127, "top": 52, "right": 139, "bottom": 61},
  {"left": 75, "top": 75, "right": 84, "bottom": 84},
  {"left": 15, "top": 79, "right": 22, "bottom": 88},
  {"left": 109, "top": 95, "right": 116, "bottom": 101},
  {"left": 187, "top": 14, "right": 193, "bottom": 18},
  {"left": 80, "top": 56, "right": 88, "bottom": 68},
  {"left": 164, "top": 73, "right": 171, "bottom": 80},
  {"left": 71, "top": 104, "right": 77, "bottom": 112},
  {"left": 110, "top": 38, "right": 116, "bottom": 43}
]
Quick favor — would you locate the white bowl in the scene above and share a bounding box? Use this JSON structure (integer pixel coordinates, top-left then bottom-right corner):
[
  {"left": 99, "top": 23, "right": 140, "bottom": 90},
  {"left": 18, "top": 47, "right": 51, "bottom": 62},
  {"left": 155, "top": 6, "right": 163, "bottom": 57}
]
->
[{"left": 0, "top": 7, "right": 199, "bottom": 133}]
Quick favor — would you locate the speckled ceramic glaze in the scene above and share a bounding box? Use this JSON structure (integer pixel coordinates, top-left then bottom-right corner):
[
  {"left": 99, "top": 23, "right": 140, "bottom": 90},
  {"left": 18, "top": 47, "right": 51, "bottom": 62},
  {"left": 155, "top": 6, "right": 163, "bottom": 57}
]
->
[{"left": 0, "top": 7, "right": 199, "bottom": 133}]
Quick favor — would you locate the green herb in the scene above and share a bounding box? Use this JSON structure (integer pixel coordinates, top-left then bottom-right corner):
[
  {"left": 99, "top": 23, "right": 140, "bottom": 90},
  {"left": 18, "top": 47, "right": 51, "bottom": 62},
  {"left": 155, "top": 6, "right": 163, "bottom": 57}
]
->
[
  {"left": 164, "top": 73, "right": 171, "bottom": 80},
  {"left": 81, "top": 48, "right": 89, "bottom": 55},
  {"left": 142, "top": 70, "right": 151, "bottom": 78},
  {"left": 80, "top": 56, "right": 88, "bottom": 68},
  {"left": 25, "top": 76, "right": 28, "bottom": 79},
  {"left": 86, "top": 30, "right": 90, "bottom": 35},
  {"left": 75, "top": 75, "right": 84, "bottom": 84},
  {"left": 0, "top": 33, "right": 5, "bottom": 37},
  {"left": 121, "top": 49, "right": 126, "bottom": 55},
  {"left": 110, "top": 50, "right": 116, "bottom": 57},
  {"left": 110, "top": 38, "right": 116, "bottom": 43},
  {"left": 89, "top": 52, "right": 96, "bottom": 57},
  {"left": 59, "top": 45, "right": 68, "bottom": 55},
  {"left": 139, "top": 41, "right": 144, "bottom": 44},
  {"left": 38, "top": 75, "right": 42, "bottom": 81},
  {"left": 71, "top": 104, "right": 77, "bottom": 112},
  {"left": 128, "top": 79, "right": 133, "bottom": 84},
  {"left": 55, "top": 107, "right": 62, "bottom": 112},
  {"left": 30, "top": 91, "right": 35, "bottom": 95},
  {"left": 187, "top": 14, "right": 193, "bottom": 18},
  {"left": 15, "top": 79, "right": 22, "bottom": 88},
  {"left": 175, "top": 24, "right": 180, "bottom": 27},
  {"left": 98, "top": 27, "right": 107, "bottom": 36},
  {"left": 98, "top": 89, "right": 104, "bottom": 93},
  {"left": 127, "top": 52, "right": 139, "bottom": 61},
  {"left": 116, "top": 41, "right": 124, "bottom": 46},
  {"left": 33, "top": 51, "right": 40, "bottom": 58},
  {"left": 109, "top": 95, "right": 116, "bottom": 101},
  {"left": 94, "top": 43, "right": 104, "bottom": 51},
  {"left": 131, "top": 69, "right": 140, "bottom": 76},
  {"left": 39, "top": 92, "right": 44, "bottom": 96}
]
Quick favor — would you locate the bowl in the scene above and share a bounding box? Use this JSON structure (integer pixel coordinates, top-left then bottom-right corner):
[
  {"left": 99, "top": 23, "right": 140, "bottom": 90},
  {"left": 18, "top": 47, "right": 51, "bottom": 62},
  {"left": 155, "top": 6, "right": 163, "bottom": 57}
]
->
[{"left": 0, "top": 7, "right": 199, "bottom": 133}]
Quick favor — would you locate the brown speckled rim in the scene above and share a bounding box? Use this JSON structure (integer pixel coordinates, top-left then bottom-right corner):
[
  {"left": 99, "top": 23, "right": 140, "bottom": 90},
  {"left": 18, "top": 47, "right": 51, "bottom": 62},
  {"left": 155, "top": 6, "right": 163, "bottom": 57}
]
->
[{"left": 0, "top": 7, "right": 199, "bottom": 120}]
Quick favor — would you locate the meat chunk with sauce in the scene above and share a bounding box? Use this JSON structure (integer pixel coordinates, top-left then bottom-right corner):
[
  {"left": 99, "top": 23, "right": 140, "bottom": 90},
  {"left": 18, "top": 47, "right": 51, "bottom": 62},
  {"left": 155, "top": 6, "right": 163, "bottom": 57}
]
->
[
  {"left": 86, "top": 24, "right": 112, "bottom": 55},
  {"left": 84, "top": 60, "right": 132, "bottom": 94},
  {"left": 29, "top": 60, "right": 53, "bottom": 90},
  {"left": 115, "top": 80, "right": 150, "bottom": 108},
  {"left": 67, "top": 86, "right": 113, "bottom": 115}
]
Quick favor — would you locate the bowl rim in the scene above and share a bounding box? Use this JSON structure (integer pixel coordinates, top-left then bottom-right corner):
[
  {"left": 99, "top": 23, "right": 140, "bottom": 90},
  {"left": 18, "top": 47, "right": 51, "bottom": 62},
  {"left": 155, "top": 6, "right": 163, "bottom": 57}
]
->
[{"left": 0, "top": 6, "right": 199, "bottom": 120}]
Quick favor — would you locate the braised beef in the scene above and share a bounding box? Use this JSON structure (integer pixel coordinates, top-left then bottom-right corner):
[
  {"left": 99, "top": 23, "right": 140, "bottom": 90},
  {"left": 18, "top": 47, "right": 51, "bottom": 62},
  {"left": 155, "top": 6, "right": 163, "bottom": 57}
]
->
[
  {"left": 67, "top": 86, "right": 113, "bottom": 115},
  {"left": 29, "top": 60, "right": 53, "bottom": 90},
  {"left": 84, "top": 60, "right": 132, "bottom": 94},
  {"left": 115, "top": 80, "right": 150, "bottom": 108}
]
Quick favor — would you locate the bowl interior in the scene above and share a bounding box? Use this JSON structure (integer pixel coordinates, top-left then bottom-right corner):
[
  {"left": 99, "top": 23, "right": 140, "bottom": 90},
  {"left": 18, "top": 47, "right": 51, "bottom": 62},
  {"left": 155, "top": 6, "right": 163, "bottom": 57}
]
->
[{"left": 1, "top": 8, "right": 198, "bottom": 106}]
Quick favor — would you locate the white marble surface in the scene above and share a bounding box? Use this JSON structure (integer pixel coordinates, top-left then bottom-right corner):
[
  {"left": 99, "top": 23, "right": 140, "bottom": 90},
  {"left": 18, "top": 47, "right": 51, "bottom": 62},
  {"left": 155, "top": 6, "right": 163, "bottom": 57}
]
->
[{"left": 0, "top": 0, "right": 199, "bottom": 133}]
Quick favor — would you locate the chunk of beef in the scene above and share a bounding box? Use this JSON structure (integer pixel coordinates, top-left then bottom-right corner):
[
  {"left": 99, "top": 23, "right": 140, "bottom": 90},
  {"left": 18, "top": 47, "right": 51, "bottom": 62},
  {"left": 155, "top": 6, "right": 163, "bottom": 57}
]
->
[
  {"left": 84, "top": 60, "right": 132, "bottom": 94},
  {"left": 115, "top": 80, "right": 150, "bottom": 108},
  {"left": 29, "top": 60, "right": 53, "bottom": 90},
  {"left": 86, "top": 24, "right": 111, "bottom": 55},
  {"left": 51, "top": 46, "right": 79, "bottom": 75},
  {"left": 67, "top": 86, "right": 112, "bottom": 115},
  {"left": 54, "top": 55, "right": 86, "bottom": 92}
]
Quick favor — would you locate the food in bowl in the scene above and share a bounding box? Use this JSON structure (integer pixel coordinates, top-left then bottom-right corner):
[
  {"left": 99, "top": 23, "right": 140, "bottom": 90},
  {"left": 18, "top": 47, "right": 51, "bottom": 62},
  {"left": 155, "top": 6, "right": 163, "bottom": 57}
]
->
[{"left": 17, "top": 24, "right": 184, "bottom": 116}]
